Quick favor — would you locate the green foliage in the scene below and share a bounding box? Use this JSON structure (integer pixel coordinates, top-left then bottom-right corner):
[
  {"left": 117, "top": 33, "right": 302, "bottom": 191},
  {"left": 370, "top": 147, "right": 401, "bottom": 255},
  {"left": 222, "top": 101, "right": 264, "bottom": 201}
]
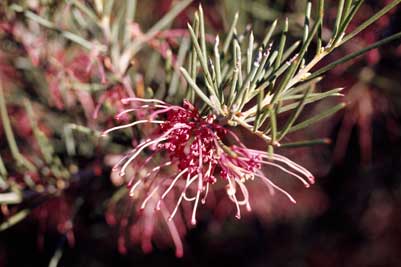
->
[{"left": 181, "top": 1, "right": 401, "bottom": 151}]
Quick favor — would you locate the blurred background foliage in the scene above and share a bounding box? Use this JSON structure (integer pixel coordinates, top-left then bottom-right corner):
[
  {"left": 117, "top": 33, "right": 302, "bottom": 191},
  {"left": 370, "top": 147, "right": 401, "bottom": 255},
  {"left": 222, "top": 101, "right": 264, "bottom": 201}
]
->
[{"left": 0, "top": 0, "right": 401, "bottom": 266}]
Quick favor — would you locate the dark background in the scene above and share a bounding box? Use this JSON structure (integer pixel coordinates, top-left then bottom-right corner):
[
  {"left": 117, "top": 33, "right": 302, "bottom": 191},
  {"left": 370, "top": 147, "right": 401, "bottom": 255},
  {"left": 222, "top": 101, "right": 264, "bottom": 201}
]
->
[{"left": 1, "top": 1, "right": 401, "bottom": 266}]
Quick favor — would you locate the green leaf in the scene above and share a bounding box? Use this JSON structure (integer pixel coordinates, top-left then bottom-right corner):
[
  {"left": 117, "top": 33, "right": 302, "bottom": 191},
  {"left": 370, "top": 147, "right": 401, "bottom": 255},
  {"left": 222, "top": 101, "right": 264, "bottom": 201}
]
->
[
  {"left": 316, "top": 0, "right": 325, "bottom": 54},
  {"left": 20, "top": 8, "right": 101, "bottom": 51},
  {"left": 0, "top": 209, "right": 30, "bottom": 231},
  {"left": 278, "top": 85, "right": 314, "bottom": 141},
  {"left": 308, "top": 31, "right": 401, "bottom": 81},
  {"left": 333, "top": 0, "right": 345, "bottom": 37},
  {"left": 303, "top": 0, "right": 312, "bottom": 44},
  {"left": 262, "top": 19, "right": 278, "bottom": 47},
  {"left": 280, "top": 138, "right": 331, "bottom": 148},
  {"left": 275, "top": 18, "right": 288, "bottom": 70},
  {"left": 268, "top": 106, "right": 277, "bottom": 143},
  {"left": 70, "top": 0, "right": 99, "bottom": 23},
  {"left": 168, "top": 37, "right": 190, "bottom": 97},
  {"left": 288, "top": 103, "right": 346, "bottom": 133},
  {"left": 199, "top": 5, "right": 208, "bottom": 64},
  {"left": 123, "top": 0, "right": 137, "bottom": 45},
  {"left": 123, "top": 0, "right": 193, "bottom": 62},
  {"left": 271, "top": 17, "right": 321, "bottom": 104},
  {"left": 0, "top": 155, "right": 7, "bottom": 177},
  {"left": 0, "top": 82, "right": 36, "bottom": 172},
  {"left": 214, "top": 36, "right": 222, "bottom": 86},
  {"left": 247, "top": 32, "right": 254, "bottom": 74},
  {"left": 223, "top": 12, "right": 239, "bottom": 54},
  {"left": 187, "top": 24, "right": 220, "bottom": 101},
  {"left": 0, "top": 192, "right": 22, "bottom": 205},
  {"left": 333, "top": 0, "right": 364, "bottom": 46},
  {"left": 341, "top": 0, "right": 401, "bottom": 45},
  {"left": 180, "top": 68, "right": 218, "bottom": 113}
]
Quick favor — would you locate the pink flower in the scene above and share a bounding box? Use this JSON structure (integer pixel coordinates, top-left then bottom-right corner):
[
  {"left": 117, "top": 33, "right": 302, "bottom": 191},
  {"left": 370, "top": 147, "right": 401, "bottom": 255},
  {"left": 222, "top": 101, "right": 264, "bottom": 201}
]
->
[
  {"left": 105, "top": 154, "right": 187, "bottom": 257},
  {"left": 103, "top": 98, "right": 315, "bottom": 228}
]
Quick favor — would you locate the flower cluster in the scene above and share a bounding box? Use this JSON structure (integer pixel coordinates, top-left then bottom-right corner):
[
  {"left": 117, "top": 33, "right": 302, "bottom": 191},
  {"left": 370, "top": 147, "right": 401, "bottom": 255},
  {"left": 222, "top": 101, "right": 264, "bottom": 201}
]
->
[
  {"left": 103, "top": 98, "right": 315, "bottom": 226},
  {"left": 105, "top": 167, "right": 187, "bottom": 257}
]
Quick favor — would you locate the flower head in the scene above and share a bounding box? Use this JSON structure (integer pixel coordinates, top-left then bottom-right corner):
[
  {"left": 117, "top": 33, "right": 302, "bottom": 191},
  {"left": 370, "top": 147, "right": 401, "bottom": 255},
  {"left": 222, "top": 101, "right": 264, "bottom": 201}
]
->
[
  {"left": 105, "top": 152, "right": 191, "bottom": 257},
  {"left": 103, "top": 97, "right": 315, "bottom": 226}
]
